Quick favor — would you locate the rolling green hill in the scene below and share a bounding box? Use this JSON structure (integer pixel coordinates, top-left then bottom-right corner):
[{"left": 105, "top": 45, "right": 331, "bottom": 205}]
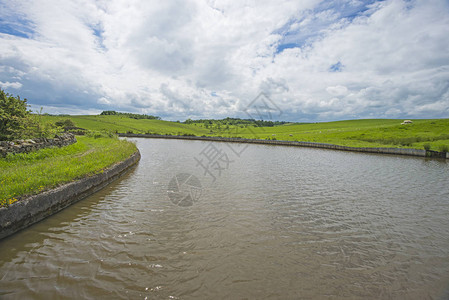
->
[
  {"left": 231, "top": 119, "right": 449, "bottom": 150},
  {"left": 40, "top": 115, "right": 210, "bottom": 136},
  {"left": 40, "top": 115, "right": 449, "bottom": 151}
]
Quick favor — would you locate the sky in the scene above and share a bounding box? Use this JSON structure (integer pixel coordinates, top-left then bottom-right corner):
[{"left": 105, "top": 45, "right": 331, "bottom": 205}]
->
[{"left": 0, "top": 0, "right": 448, "bottom": 122}]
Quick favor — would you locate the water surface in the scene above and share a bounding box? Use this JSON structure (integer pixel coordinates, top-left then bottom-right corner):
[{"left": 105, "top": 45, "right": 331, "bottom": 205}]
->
[{"left": 1, "top": 138, "right": 449, "bottom": 299}]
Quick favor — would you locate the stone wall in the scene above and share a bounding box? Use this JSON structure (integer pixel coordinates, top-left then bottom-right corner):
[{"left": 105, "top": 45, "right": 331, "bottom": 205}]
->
[
  {"left": 0, "top": 133, "right": 76, "bottom": 157},
  {"left": 119, "top": 133, "right": 447, "bottom": 159}
]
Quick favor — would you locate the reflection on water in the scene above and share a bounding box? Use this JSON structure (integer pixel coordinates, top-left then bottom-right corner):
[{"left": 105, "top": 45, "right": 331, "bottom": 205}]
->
[{"left": 1, "top": 138, "right": 449, "bottom": 299}]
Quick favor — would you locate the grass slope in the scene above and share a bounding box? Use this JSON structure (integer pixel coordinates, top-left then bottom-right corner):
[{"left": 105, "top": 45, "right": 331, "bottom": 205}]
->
[
  {"left": 0, "top": 136, "right": 137, "bottom": 207},
  {"left": 42, "top": 115, "right": 449, "bottom": 151},
  {"left": 232, "top": 119, "right": 449, "bottom": 150},
  {"left": 41, "top": 115, "right": 210, "bottom": 136}
]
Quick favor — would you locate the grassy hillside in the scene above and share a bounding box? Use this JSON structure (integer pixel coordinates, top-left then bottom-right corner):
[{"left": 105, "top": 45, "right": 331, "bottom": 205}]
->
[
  {"left": 40, "top": 115, "right": 210, "bottom": 136},
  {"left": 41, "top": 115, "right": 449, "bottom": 151},
  {"left": 232, "top": 119, "right": 449, "bottom": 150}
]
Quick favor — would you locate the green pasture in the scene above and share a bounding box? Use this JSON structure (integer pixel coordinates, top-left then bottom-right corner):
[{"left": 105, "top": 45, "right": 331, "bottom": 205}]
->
[
  {"left": 41, "top": 115, "right": 449, "bottom": 151},
  {"left": 40, "top": 115, "right": 210, "bottom": 136}
]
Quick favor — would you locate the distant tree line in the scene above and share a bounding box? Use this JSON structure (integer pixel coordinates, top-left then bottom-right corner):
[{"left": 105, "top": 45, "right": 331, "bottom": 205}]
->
[
  {"left": 184, "top": 117, "right": 289, "bottom": 127},
  {"left": 100, "top": 111, "right": 160, "bottom": 120}
]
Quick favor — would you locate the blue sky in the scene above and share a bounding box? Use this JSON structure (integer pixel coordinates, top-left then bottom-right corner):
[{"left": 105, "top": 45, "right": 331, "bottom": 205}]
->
[{"left": 0, "top": 0, "right": 448, "bottom": 121}]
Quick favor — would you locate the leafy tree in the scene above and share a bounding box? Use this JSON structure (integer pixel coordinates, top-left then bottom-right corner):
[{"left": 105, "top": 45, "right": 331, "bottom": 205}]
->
[
  {"left": 100, "top": 110, "right": 118, "bottom": 115},
  {"left": 0, "top": 89, "right": 61, "bottom": 140},
  {"left": 55, "top": 119, "right": 75, "bottom": 128},
  {"left": 0, "top": 89, "right": 34, "bottom": 140}
]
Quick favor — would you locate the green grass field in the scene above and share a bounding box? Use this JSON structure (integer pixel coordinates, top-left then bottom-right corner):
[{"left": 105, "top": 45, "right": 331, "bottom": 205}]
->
[
  {"left": 232, "top": 119, "right": 449, "bottom": 150},
  {"left": 40, "top": 115, "right": 210, "bottom": 136},
  {"left": 0, "top": 135, "right": 137, "bottom": 207},
  {"left": 42, "top": 115, "right": 449, "bottom": 151}
]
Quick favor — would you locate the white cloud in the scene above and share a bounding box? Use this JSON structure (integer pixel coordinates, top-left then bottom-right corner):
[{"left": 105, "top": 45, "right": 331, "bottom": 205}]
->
[
  {"left": 0, "top": 81, "right": 22, "bottom": 89},
  {"left": 326, "top": 85, "right": 348, "bottom": 96},
  {"left": 98, "top": 97, "right": 111, "bottom": 105},
  {"left": 0, "top": 0, "right": 448, "bottom": 121}
]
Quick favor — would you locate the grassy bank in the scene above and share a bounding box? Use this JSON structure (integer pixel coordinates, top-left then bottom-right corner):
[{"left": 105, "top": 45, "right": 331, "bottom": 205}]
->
[
  {"left": 0, "top": 136, "right": 137, "bottom": 207},
  {"left": 42, "top": 115, "right": 449, "bottom": 151}
]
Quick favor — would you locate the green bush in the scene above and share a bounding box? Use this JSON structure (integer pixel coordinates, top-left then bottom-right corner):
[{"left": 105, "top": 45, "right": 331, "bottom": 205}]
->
[
  {"left": 86, "top": 130, "right": 117, "bottom": 139},
  {"left": 423, "top": 143, "right": 431, "bottom": 151},
  {"left": 55, "top": 119, "right": 75, "bottom": 128},
  {"left": 0, "top": 89, "right": 63, "bottom": 140},
  {"left": 0, "top": 89, "right": 34, "bottom": 140}
]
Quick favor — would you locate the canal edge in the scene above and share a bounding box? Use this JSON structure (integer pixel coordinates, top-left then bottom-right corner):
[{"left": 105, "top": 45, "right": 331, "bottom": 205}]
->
[
  {"left": 0, "top": 150, "right": 141, "bottom": 240},
  {"left": 119, "top": 134, "right": 449, "bottom": 159}
]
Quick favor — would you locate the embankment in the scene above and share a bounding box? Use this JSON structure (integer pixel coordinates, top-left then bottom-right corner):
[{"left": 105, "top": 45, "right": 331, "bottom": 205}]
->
[
  {"left": 0, "top": 150, "right": 140, "bottom": 240},
  {"left": 119, "top": 133, "right": 449, "bottom": 159}
]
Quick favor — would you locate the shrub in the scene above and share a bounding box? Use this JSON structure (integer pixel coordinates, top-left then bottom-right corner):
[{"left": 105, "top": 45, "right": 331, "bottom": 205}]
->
[
  {"left": 0, "top": 89, "right": 63, "bottom": 140},
  {"left": 0, "top": 89, "right": 35, "bottom": 140},
  {"left": 55, "top": 119, "right": 75, "bottom": 128},
  {"left": 423, "top": 143, "right": 431, "bottom": 151},
  {"left": 86, "top": 130, "right": 117, "bottom": 139}
]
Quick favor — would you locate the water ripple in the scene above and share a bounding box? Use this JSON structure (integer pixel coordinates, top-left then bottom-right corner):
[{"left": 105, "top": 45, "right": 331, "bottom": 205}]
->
[{"left": 0, "top": 139, "right": 448, "bottom": 299}]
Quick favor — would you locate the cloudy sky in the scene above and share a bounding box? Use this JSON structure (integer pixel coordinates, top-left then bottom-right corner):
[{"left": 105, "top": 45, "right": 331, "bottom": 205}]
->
[{"left": 0, "top": 0, "right": 448, "bottom": 121}]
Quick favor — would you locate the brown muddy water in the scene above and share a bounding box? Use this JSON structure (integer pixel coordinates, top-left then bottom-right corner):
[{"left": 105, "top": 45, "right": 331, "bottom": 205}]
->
[{"left": 1, "top": 138, "right": 449, "bottom": 299}]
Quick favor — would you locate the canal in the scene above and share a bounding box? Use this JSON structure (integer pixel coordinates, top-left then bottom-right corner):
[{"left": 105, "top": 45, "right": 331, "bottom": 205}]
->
[{"left": 1, "top": 138, "right": 449, "bottom": 299}]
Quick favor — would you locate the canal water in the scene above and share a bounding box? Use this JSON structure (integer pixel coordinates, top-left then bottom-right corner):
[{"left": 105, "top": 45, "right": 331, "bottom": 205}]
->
[{"left": 1, "top": 138, "right": 449, "bottom": 299}]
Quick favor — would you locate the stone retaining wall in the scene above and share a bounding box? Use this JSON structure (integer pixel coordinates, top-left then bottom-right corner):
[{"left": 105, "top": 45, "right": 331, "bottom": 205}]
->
[
  {"left": 119, "top": 133, "right": 447, "bottom": 159},
  {"left": 0, "top": 133, "right": 76, "bottom": 157},
  {"left": 0, "top": 150, "right": 141, "bottom": 240}
]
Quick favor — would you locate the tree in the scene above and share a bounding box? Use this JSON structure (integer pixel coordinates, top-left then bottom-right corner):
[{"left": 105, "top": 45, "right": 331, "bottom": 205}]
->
[
  {"left": 100, "top": 110, "right": 118, "bottom": 115},
  {"left": 0, "top": 89, "right": 34, "bottom": 140},
  {"left": 100, "top": 110, "right": 160, "bottom": 120},
  {"left": 55, "top": 119, "right": 75, "bottom": 128}
]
